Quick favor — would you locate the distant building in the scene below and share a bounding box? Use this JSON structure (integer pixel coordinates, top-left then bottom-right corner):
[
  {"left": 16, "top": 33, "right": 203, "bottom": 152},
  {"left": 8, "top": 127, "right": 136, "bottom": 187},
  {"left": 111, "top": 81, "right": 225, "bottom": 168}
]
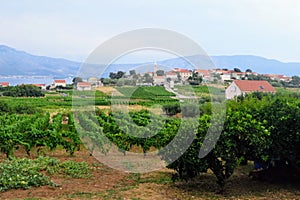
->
[
  {"left": 220, "top": 74, "right": 232, "bottom": 82},
  {"left": 88, "top": 77, "right": 102, "bottom": 87},
  {"left": 173, "top": 69, "right": 192, "bottom": 81},
  {"left": 53, "top": 80, "right": 66, "bottom": 87},
  {"left": 144, "top": 72, "right": 153, "bottom": 77},
  {"left": 194, "top": 69, "right": 213, "bottom": 82},
  {"left": 263, "top": 74, "right": 292, "bottom": 82},
  {"left": 194, "top": 69, "right": 211, "bottom": 77},
  {"left": 153, "top": 76, "right": 165, "bottom": 86},
  {"left": 226, "top": 80, "right": 276, "bottom": 99},
  {"left": 277, "top": 75, "right": 292, "bottom": 82},
  {"left": 165, "top": 71, "right": 178, "bottom": 81},
  {"left": 77, "top": 82, "right": 92, "bottom": 91},
  {"left": 32, "top": 84, "right": 46, "bottom": 90},
  {"left": 231, "top": 72, "right": 246, "bottom": 80},
  {"left": 0, "top": 82, "right": 9, "bottom": 87}
]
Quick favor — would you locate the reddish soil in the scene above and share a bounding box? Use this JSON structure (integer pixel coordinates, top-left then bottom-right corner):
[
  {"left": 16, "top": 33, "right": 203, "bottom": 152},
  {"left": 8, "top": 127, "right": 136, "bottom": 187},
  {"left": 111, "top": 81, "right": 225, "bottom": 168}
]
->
[
  {"left": 0, "top": 149, "right": 131, "bottom": 200},
  {"left": 1, "top": 149, "right": 300, "bottom": 200}
]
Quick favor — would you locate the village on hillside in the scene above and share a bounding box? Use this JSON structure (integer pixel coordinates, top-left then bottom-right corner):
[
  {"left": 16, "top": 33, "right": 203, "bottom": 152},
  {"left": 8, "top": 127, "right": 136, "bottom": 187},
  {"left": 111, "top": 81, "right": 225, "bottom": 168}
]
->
[{"left": 0, "top": 63, "right": 299, "bottom": 100}]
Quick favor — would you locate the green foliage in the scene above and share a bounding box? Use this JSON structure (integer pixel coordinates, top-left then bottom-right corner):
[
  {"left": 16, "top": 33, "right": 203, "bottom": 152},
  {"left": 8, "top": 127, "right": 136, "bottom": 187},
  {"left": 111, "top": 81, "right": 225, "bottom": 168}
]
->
[
  {"left": 48, "top": 160, "right": 91, "bottom": 178},
  {"left": 0, "top": 100, "right": 42, "bottom": 114},
  {"left": 165, "top": 93, "right": 300, "bottom": 187},
  {"left": 0, "top": 112, "right": 81, "bottom": 158},
  {"left": 76, "top": 112, "right": 111, "bottom": 155},
  {"left": 72, "top": 77, "right": 83, "bottom": 84},
  {"left": 162, "top": 103, "right": 201, "bottom": 117},
  {"left": 0, "top": 157, "right": 91, "bottom": 192},
  {"left": 156, "top": 70, "right": 165, "bottom": 76},
  {"left": 109, "top": 71, "right": 125, "bottom": 79},
  {"left": 290, "top": 75, "right": 300, "bottom": 86},
  {"left": 116, "top": 86, "right": 175, "bottom": 99},
  {"left": 2, "top": 89, "right": 299, "bottom": 190},
  {"left": 0, "top": 157, "right": 54, "bottom": 191},
  {"left": 233, "top": 67, "right": 241, "bottom": 72},
  {"left": 2, "top": 85, "right": 44, "bottom": 97},
  {"left": 162, "top": 103, "right": 181, "bottom": 116},
  {"left": 174, "top": 85, "right": 224, "bottom": 99}
]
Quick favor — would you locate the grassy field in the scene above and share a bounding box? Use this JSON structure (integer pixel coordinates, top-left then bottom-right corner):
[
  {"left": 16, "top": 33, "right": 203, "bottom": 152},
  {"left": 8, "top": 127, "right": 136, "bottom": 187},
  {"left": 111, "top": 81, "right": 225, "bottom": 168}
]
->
[
  {"left": 174, "top": 85, "right": 225, "bottom": 96},
  {"left": 116, "top": 86, "right": 176, "bottom": 99},
  {"left": 275, "top": 87, "right": 300, "bottom": 94}
]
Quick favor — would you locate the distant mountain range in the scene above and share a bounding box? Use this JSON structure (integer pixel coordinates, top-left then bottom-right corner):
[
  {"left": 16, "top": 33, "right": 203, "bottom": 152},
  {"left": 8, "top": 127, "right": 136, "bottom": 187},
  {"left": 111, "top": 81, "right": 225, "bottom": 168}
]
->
[
  {"left": 0, "top": 45, "right": 299, "bottom": 77},
  {"left": 0, "top": 45, "right": 80, "bottom": 77}
]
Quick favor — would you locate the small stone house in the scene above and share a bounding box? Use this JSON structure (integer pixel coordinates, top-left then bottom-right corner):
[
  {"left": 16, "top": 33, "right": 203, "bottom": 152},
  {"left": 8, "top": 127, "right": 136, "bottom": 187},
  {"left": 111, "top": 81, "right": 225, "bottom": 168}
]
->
[{"left": 226, "top": 80, "right": 276, "bottom": 99}]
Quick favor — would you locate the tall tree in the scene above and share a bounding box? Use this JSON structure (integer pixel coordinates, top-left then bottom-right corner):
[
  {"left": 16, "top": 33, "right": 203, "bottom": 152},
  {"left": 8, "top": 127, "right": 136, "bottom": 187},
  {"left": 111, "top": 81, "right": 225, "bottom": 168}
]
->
[
  {"left": 109, "top": 72, "right": 117, "bottom": 79},
  {"left": 234, "top": 68, "right": 241, "bottom": 72},
  {"left": 116, "top": 71, "right": 126, "bottom": 79},
  {"left": 144, "top": 74, "right": 153, "bottom": 83},
  {"left": 291, "top": 76, "right": 300, "bottom": 85},
  {"left": 129, "top": 70, "right": 136, "bottom": 76},
  {"left": 156, "top": 70, "right": 165, "bottom": 76},
  {"left": 72, "top": 77, "right": 83, "bottom": 84}
]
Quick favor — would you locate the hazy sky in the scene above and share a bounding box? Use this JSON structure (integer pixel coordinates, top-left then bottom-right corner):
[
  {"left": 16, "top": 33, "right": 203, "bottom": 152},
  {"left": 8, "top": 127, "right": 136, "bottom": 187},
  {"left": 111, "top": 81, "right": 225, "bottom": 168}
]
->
[{"left": 0, "top": 0, "right": 299, "bottom": 62}]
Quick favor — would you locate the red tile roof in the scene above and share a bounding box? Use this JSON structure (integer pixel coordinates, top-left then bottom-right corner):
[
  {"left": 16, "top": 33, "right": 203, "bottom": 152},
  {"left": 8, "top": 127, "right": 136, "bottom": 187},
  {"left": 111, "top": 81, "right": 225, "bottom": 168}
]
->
[
  {"left": 194, "top": 69, "right": 211, "bottom": 76},
  {"left": 33, "top": 84, "right": 46, "bottom": 87},
  {"left": 77, "top": 82, "right": 91, "bottom": 86},
  {"left": 54, "top": 80, "right": 66, "bottom": 83},
  {"left": 166, "top": 71, "right": 177, "bottom": 76},
  {"left": 234, "top": 80, "right": 276, "bottom": 92},
  {"left": 178, "top": 69, "right": 190, "bottom": 73},
  {"left": 173, "top": 68, "right": 190, "bottom": 73},
  {"left": 0, "top": 82, "right": 9, "bottom": 87}
]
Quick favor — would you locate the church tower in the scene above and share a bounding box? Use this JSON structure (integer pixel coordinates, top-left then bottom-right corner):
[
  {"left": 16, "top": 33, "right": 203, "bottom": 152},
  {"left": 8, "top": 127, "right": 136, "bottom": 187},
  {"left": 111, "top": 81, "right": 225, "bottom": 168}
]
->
[{"left": 154, "top": 62, "right": 158, "bottom": 74}]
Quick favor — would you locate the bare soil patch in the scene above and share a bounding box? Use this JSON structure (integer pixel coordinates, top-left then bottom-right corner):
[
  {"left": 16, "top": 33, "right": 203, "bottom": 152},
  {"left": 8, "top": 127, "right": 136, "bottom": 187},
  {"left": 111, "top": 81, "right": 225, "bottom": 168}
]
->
[
  {"left": 95, "top": 86, "right": 123, "bottom": 96},
  {"left": 0, "top": 150, "right": 129, "bottom": 200}
]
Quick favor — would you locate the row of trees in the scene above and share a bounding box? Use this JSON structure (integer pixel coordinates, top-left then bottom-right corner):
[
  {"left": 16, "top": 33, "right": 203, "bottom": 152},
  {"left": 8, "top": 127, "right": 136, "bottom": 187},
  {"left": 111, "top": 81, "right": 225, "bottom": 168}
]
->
[
  {"left": 0, "top": 85, "right": 44, "bottom": 97},
  {"left": 166, "top": 92, "right": 300, "bottom": 187}
]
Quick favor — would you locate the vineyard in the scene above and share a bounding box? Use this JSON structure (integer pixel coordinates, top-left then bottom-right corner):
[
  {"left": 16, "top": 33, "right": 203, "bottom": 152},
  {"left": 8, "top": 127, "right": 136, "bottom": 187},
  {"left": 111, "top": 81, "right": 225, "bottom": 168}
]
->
[
  {"left": 1, "top": 88, "right": 300, "bottom": 199},
  {"left": 0, "top": 113, "right": 80, "bottom": 158},
  {"left": 74, "top": 92, "right": 300, "bottom": 188},
  {"left": 115, "top": 86, "right": 177, "bottom": 103}
]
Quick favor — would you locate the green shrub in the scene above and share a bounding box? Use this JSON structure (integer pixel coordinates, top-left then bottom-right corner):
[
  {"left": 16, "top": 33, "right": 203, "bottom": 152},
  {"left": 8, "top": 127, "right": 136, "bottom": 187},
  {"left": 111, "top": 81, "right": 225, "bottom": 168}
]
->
[{"left": 0, "top": 157, "right": 92, "bottom": 192}]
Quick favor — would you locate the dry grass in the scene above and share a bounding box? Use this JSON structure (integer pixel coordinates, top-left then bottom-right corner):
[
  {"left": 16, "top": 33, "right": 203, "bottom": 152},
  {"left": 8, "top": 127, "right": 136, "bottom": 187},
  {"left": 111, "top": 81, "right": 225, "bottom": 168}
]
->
[
  {"left": 95, "top": 86, "right": 124, "bottom": 96},
  {"left": 98, "top": 104, "right": 164, "bottom": 115}
]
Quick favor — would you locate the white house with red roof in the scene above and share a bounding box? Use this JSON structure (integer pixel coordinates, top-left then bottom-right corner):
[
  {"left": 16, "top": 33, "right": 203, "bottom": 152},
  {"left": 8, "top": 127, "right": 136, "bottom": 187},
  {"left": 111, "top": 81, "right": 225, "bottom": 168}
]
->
[
  {"left": 173, "top": 69, "right": 192, "bottom": 81},
  {"left": 77, "top": 82, "right": 92, "bottom": 91},
  {"left": 263, "top": 74, "right": 292, "bottom": 82},
  {"left": 0, "top": 82, "right": 9, "bottom": 87},
  {"left": 226, "top": 80, "right": 276, "bottom": 99},
  {"left": 194, "top": 69, "right": 211, "bottom": 77},
  {"left": 53, "top": 80, "right": 66, "bottom": 87},
  {"left": 165, "top": 71, "right": 178, "bottom": 81},
  {"left": 32, "top": 84, "right": 46, "bottom": 90},
  {"left": 153, "top": 75, "right": 165, "bottom": 86}
]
